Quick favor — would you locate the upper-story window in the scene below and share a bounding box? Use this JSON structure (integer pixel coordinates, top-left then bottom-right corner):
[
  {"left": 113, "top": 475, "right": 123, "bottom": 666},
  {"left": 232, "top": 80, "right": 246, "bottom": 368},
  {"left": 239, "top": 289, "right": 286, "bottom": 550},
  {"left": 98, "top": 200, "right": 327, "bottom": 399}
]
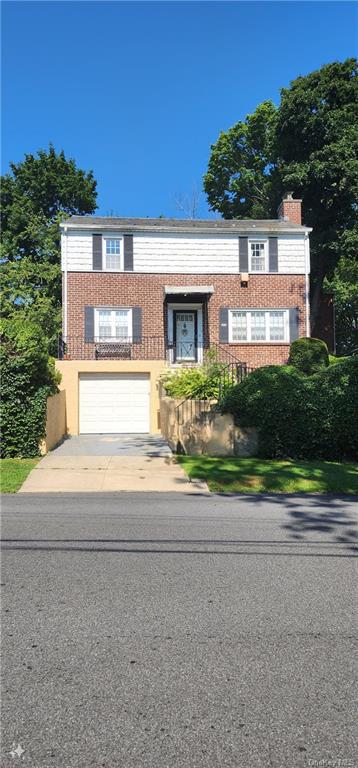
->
[
  {"left": 103, "top": 237, "right": 122, "bottom": 270},
  {"left": 249, "top": 240, "right": 267, "bottom": 272}
]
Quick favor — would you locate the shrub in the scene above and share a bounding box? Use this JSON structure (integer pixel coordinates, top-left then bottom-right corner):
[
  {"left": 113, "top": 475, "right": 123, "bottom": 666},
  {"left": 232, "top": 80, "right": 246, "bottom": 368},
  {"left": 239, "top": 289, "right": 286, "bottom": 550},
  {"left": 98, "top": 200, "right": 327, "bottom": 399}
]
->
[
  {"left": 289, "top": 337, "right": 329, "bottom": 375},
  {"left": 221, "top": 365, "right": 319, "bottom": 459},
  {"left": 220, "top": 358, "right": 358, "bottom": 460},
  {"left": 0, "top": 318, "right": 59, "bottom": 458},
  {"left": 328, "top": 354, "right": 350, "bottom": 365},
  {"left": 161, "top": 352, "right": 227, "bottom": 399},
  {"left": 314, "top": 356, "right": 358, "bottom": 460}
]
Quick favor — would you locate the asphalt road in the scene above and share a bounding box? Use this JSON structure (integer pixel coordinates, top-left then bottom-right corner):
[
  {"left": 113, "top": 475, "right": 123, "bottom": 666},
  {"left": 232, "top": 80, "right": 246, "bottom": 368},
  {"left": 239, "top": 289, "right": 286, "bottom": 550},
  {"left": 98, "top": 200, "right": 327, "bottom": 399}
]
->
[{"left": 1, "top": 492, "right": 357, "bottom": 768}]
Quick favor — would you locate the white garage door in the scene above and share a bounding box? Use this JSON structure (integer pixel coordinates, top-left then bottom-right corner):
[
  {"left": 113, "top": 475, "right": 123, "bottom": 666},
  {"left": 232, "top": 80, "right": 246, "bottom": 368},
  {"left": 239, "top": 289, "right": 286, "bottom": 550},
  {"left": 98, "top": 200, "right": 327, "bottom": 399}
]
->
[{"left": 79, "top": 374, "right": 150, "bottom": 434}]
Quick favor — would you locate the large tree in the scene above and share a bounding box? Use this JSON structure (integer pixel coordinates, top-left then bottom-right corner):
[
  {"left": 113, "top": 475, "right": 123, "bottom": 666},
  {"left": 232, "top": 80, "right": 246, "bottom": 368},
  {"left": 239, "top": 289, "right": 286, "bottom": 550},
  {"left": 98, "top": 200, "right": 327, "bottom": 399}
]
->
[
  {"left": 0, "top": 145, "right": 97, "bottom": 345},
  {"left": 204, "top": 59, "right": 358, "bottom": 348},
  {"left": 204, "top": 100, "right": 278, "bottom": 219}
]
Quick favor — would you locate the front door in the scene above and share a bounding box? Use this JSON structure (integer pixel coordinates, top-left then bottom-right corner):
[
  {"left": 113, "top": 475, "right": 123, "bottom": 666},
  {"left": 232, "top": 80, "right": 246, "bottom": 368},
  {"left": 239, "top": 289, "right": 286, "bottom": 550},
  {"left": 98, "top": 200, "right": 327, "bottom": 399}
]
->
[{"left": 174, "top": 311, "right": 197, "bottom": 361}]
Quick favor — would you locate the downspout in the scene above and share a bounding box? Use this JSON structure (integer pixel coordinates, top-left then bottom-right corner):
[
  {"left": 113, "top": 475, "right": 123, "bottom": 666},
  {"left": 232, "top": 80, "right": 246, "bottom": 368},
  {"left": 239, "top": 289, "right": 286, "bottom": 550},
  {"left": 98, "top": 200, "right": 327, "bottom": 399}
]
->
[
  {"left": 63, "top": 225, "right": 68, "bottom": 341},
  {"left": 332, "top": 299, "right": 336, "bottom": 355},
  {"left": 304, "top": 232, "right": 310, "bottom": 337}
]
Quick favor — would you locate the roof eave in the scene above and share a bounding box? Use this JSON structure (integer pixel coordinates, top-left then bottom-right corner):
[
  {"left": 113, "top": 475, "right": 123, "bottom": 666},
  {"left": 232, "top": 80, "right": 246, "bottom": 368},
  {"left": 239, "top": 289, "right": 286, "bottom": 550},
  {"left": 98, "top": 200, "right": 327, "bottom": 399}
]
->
[{"left": 60, "top": 220, "right": 311, "bottom": 234}]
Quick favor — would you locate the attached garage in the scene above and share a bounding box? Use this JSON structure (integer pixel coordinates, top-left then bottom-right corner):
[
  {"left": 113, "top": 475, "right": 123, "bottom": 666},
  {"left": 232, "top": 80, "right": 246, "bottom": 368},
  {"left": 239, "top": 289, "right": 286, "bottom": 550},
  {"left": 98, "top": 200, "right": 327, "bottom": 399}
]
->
[{"left": 79, "top": 373, "right": 150, "bottom": 434}]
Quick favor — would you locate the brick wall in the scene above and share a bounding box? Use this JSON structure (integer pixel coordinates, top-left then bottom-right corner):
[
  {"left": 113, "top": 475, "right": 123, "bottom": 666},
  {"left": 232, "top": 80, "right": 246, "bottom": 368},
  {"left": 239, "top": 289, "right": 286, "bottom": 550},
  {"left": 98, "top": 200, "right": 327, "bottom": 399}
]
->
[
  {"left": 277, "top": 195, "right": 302, "bottom": 226},
  {"left": 66, "top": 272, "right": 307, "bottom": 368}
]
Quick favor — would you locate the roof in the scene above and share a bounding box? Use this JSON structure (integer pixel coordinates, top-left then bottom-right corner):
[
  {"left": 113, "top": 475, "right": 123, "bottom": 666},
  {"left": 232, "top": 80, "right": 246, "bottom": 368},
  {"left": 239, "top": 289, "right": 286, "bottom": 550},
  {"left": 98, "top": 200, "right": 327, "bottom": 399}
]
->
[{"left": 60, "top": 216, "right": 311, "bottom": 234}]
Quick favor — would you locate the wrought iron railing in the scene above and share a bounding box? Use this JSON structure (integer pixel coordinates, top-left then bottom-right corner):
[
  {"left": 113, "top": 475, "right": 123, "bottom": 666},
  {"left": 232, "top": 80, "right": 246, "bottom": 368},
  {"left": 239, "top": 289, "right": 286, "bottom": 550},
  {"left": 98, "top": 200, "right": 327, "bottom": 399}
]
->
[
  {"left": 58, "top": 336, "right": 167, "bottom": 361},
  {"left": 175, "top": 361, "right": 255, "bottom": 425},
  {"left": 57, "top": 336, "right": 252, "bottom": 366}
]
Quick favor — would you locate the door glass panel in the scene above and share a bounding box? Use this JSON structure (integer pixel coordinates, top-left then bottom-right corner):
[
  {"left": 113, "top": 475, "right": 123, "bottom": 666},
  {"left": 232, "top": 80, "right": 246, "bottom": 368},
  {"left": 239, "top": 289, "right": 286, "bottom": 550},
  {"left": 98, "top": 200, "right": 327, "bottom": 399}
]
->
[{"left": 176, "top": 312, "right": 195, "bottom": 360}]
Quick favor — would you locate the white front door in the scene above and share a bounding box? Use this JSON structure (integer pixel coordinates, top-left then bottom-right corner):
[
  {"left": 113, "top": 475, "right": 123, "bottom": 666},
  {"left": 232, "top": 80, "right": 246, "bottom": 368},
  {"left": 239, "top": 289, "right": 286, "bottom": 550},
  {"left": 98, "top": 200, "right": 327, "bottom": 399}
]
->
[{"left": 175, "top": 311, "right": 196, "bottom": 361}]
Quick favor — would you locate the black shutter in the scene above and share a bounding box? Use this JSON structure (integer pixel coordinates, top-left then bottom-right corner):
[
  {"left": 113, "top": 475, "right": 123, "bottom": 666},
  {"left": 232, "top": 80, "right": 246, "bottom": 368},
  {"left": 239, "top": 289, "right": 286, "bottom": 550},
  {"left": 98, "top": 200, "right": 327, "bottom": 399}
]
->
[
  {"left": 132, "top": 307, "right": 142, "bottom": 342},
  {"left": 219, "top": 308, "right": 229, "bottom": 343},
  {"left": 123, "top": 235, "right": 133, "bottom": 271},
  {"left": 239, "top": 237, "right": 248, "bottom": 272},
  {"left": 289, "top": 308, "right": 299, "bottom": 341},
  {"left": 92, "top": 234, "right": 102, "bottom": 270},
  {"left": 269, "top": 237, "right": 278, "bottom": 272},
  {"left": 84, "top": 306, "right": 95, "bottom": 342}
]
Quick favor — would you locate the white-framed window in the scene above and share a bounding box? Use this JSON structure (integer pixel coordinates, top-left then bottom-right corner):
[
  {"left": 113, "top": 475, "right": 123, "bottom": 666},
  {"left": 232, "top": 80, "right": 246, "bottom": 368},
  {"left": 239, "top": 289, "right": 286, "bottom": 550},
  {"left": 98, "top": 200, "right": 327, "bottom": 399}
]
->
[
  {"left": 229, "top": 309, "right": 289, "bottom": 343},
  {"left": 95, "top": 308, "right": 132, "bottom": 341},
  {"left": 102, "top": 237, "right": 122, "bottom": 271},
  {"left": 249, "top": 240, "right": 267, "bottom": 272}
]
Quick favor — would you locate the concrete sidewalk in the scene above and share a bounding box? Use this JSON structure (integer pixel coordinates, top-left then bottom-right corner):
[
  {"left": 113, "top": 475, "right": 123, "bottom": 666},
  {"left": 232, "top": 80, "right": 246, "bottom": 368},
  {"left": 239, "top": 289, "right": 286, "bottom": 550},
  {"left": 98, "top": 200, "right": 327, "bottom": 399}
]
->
[{"left": 19, "top": 455, "right": 208, "bottom": 494}]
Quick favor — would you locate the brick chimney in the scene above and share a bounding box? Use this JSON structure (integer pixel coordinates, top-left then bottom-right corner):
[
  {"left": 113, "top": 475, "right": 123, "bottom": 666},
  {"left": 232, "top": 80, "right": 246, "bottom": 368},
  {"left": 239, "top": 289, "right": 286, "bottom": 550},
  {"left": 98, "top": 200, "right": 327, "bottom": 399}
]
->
[{"left": 277, "top": 192, "right": 302, "bottom": 225}]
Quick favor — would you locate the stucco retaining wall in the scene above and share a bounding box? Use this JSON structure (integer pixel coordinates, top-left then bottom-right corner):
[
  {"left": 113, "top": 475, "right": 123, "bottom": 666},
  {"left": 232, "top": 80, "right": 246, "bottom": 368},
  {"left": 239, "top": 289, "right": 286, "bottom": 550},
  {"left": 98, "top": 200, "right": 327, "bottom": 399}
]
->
[
  {"left": 40, "top": 390, "right": 67, "bottom": 453},
  {"left": 160, "top": 395, "right": 258, "bottom": 457}
]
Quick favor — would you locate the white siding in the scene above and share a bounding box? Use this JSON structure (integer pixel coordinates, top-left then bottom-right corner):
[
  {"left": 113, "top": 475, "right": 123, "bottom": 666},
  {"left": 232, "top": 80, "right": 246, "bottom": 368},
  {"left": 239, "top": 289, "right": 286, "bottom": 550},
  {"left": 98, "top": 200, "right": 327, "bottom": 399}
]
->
[
  {"left": 62, "top": 230, "right": 307, "bottom": 274},
  {"left": 133, "top": 233, "right": 239, "bottom": 273},
  {"left": 60, "top": 233, "right": 65, "bottom": 270},
  {"left": 64, "top": 231, "right": 93, "bottom": 271},
  {"left": 277, "top": 236, "right": 306, "bottom": 273}
]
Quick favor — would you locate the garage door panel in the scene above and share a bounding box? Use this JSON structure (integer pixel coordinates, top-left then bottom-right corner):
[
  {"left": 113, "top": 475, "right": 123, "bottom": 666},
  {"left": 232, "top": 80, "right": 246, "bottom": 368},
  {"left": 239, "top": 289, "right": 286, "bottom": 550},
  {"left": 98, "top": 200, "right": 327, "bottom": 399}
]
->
[
  {"left": 80, "top": 386, "right": 149, "bottom": 395},
  {"left": 79, "top": 374, "right": 150, "bottom": 434},
  {"left": 81, "top": 400, "right": 148, "bottom": 412}
]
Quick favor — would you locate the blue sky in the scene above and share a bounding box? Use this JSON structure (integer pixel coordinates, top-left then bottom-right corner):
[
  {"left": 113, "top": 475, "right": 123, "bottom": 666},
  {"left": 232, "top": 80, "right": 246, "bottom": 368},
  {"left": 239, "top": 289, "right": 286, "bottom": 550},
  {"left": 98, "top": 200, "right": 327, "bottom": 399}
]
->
[{"left": 2, "top": 1, "right": 357, "bottom": 218}]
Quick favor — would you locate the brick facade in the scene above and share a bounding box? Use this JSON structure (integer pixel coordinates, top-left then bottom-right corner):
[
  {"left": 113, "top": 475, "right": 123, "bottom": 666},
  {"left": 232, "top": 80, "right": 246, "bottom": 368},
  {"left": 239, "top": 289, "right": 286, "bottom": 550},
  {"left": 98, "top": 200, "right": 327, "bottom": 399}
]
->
[{"left": 66, "top": 272, "right": 307, "bottom": 368}]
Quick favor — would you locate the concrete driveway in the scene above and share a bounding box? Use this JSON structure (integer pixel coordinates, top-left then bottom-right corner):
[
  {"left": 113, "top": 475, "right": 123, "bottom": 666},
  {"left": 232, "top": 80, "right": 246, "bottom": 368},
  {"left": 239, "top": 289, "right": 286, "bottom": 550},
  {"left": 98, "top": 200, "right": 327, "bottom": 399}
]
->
[
  {"left": 46, "top": 434, "right": 172, "bottom": 457},
  {"left": 19, "top": 435, "right": 207, "bottom": 494}
]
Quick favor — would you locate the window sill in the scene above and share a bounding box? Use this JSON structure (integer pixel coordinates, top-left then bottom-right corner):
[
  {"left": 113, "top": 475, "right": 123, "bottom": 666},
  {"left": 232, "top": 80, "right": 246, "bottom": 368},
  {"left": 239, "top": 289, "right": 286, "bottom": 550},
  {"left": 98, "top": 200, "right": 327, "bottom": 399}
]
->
[
  {"left": 228, "top": 341, "right": 290, "bottom": 345},
  {"left": 245, "top": 271, "right": 279, "bottom": 275}
]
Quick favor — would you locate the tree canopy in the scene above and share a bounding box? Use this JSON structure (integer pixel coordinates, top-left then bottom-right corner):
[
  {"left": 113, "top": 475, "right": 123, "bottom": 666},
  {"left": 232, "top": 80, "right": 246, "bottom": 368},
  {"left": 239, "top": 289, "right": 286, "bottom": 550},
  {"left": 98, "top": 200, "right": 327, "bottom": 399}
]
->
[
  {"left": 0, "top": 145, "right": 97, "bottom": 347},
  {"left": 204, "top": 59, "right": 358, "bottom": 350},
  {"left": 204, "top": 100, "right": 278, "bottom": 219}
]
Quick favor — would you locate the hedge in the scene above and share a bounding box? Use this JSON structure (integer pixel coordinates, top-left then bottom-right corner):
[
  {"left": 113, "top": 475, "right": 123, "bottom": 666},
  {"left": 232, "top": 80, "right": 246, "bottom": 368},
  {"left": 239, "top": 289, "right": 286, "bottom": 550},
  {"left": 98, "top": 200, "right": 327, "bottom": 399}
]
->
[
  {"left": 0, "top": 318, "right": 59, "bottom": 458},
  {"left": 220, "top": 357, "right": 358, "bottom": 460}
]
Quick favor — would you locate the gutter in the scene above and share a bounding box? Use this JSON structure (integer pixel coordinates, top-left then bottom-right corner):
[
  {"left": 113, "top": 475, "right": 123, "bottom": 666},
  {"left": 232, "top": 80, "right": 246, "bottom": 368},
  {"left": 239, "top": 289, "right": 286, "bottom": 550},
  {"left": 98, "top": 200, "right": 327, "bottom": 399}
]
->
[{"left": 59, "top": 221, "right": 313, "bottom": 236}]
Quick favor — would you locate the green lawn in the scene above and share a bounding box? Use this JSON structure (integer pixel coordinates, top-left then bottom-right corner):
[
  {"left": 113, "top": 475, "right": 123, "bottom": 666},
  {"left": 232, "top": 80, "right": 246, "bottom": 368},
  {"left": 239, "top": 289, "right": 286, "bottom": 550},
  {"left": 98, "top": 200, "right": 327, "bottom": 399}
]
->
[
  {"left": 177, "top": 456, "right": 358, "bottom": 494},
  {"left": 0, "top": 458, "right": 39, "bottom": 493}
]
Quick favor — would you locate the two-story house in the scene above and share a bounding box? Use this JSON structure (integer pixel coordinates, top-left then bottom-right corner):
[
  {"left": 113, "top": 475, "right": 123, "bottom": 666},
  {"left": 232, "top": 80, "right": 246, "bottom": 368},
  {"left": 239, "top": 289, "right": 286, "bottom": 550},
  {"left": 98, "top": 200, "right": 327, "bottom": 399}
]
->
[{"left": 57, "top": 193, "right": 311, "bottom": 435}]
